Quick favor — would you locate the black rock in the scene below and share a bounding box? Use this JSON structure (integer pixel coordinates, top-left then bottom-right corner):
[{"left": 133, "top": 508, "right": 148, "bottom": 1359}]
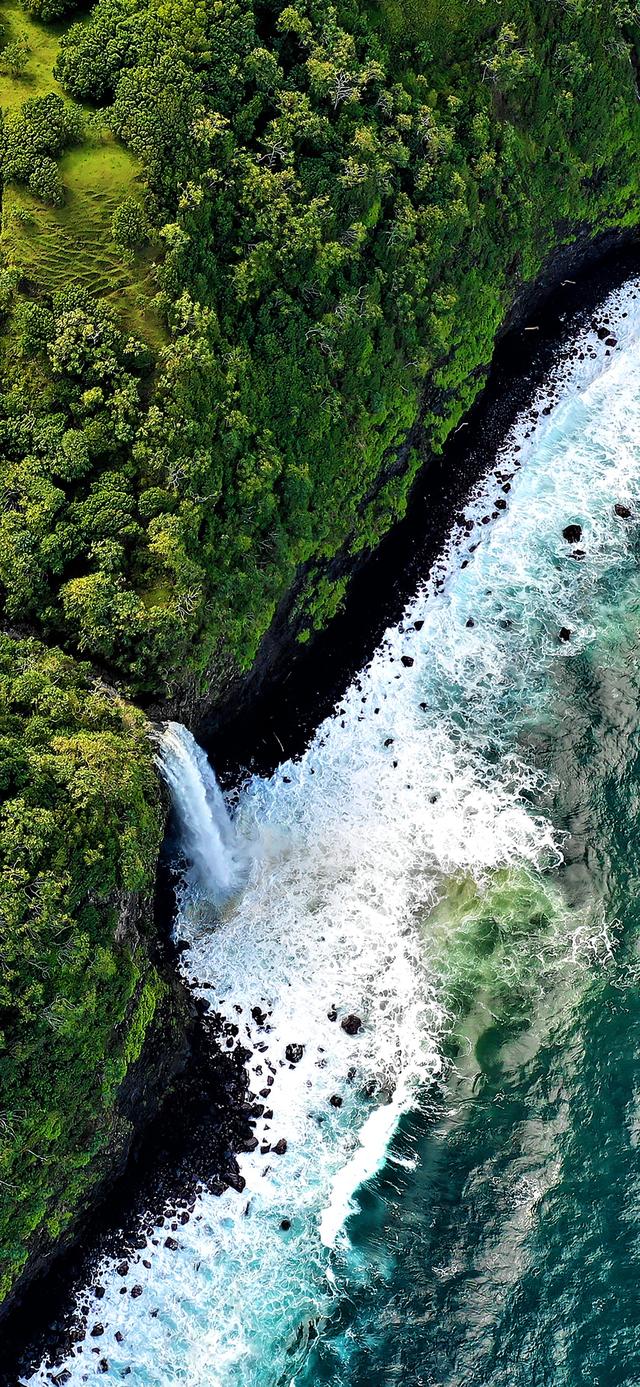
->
[
  {"left": 280, "top": 1219, "right": 291, "bottom": 1231},
  {"left": 98, "top": 1361, "right": 109, "bottom": 1374},
  {"left": 164, "top": 1237, "right": 179, "bottom": 1250},
  {"left": 272, "top": 1138, "right": 288, "bottom": 1155},
  {"left": 226, "top": 1170, "right": 247, "bottom": 1193},
  {"left": 131, "top": 1285, "right": 143, "bottom": 1299},
  {"left": 466, "top": 618, "right": 475, "bottom": 628},
  {"left": 94, "top": 1287, "right": 105, "bottom": 1300},
  {"left": 285, "top": 1044, "right": 304, "bottom": 1064},
  {"left": 116, "top": 1262, "right": 129, "bottom": 1277},
  {"left": 562, "top": 523, "right": 582, "bottom": 544},
  {"left": 615, "top": 503, "right": 631, "bottom": 518},
  {"left": 559, "top": 628, "right": 572, "bottom": 642},
  {"left": 90, "top": 1324, "right": 104, "bottom": 1338},
  {"left": 115, "top": 1333, "right": 124, "bottom": 1345},
  {"left": 241, "top": 1135, "right": 259, "bottom": 1152},
  {"left": 401, "top": 655, "right": 414, "bottom": 668},
  {"left": 330, "top": 1095, "right": 343, "bottom": 1108},
  {"left": 327, "top": 1007, "right": 337, "bottom": 1021},
  {"left": 341, "top": 1014, "right": 362, "bottom": 1035}
]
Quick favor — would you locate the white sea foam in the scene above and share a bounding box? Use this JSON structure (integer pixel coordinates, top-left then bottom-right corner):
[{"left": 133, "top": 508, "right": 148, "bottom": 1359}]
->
[{"left": 26, "top": 277, "right": 640, "bottom": 1387}]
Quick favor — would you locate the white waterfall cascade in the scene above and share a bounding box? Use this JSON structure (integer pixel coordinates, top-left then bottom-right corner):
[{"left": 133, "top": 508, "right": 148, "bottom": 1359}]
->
[
  {"left": 24, "top": 274, "right": 640, "bottom": 1387},
  {"left": 155, "top": 721, "right": 242, "bottom": 902}
]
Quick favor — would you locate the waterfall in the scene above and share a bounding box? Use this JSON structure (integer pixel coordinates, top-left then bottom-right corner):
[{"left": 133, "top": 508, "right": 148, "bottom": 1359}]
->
[
  {"left": 25, "top": 276, "right": 640, "bottom": 1387},
  {"left": 156, "top": 721, "right": 241, "bottom": 902}
]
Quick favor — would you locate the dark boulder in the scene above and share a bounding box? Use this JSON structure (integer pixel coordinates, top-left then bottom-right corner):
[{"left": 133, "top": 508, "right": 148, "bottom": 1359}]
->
[
  {"left": 341, "top": 1014, "right": 362, "bottom": 1035},
  {"left": 285, "top": 1044, "right": 304, "bottom": 1064},
  {"left": 562, "top": 523, "right": 582, "bottom": 544},
  {"left": 272, "top": 1138, "right": 288, "bottom": 1155},
  {"left": 615, "top": 503, "right": 631, "bottom": 518}
]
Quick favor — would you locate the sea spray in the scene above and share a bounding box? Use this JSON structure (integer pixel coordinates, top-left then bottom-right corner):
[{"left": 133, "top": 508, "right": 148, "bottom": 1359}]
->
[{"left": 26, "top": 277, "right": 640, "bottom": 1387}]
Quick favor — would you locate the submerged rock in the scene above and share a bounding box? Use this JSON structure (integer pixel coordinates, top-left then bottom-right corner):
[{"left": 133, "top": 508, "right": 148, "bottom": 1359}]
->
[{"left": 615, "top": 502, "right": 632, "bottom": 518}]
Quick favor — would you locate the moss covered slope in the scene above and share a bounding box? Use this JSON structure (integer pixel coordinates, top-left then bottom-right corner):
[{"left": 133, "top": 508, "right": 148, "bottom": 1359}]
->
[{"left": 0, "top": 634, "right": 176, "bottom": 1305}]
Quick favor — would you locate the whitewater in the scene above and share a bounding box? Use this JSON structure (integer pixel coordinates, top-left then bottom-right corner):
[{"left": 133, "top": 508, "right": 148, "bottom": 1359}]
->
[{"left": 25, "top": 277, "right": 640, "bottom": 1386}]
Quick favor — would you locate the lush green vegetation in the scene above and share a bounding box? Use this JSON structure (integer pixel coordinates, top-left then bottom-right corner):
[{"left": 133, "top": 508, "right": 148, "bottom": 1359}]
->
[
  {"left": 2, "top": 0, "right": 640, "bottom": 1311},
  {"left": 1, "top": 0, "right": 640, "bottom": 692},
  {"left": 0, "top": 633, "right": 164, "bottom": 1300}
]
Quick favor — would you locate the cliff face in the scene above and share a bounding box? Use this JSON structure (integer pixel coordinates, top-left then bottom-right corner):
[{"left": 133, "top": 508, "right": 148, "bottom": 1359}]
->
[
  {"left": 0, "top": 889, "right": 194, "bottom": 1321},
  {"left": 0, "top": 637, "right": 193, "bottom": 1316},
  {"left": 184, "top": 226, "right": 640, "bottom": 763}
]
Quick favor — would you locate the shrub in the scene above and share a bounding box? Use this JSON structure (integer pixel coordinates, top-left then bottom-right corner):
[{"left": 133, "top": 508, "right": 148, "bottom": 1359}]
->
[
  {"left": 28, "top": 155, "right": 64, "bottom": 206},
  {"left": 111, "top": 196, "right": 149, "bottom": 251}
]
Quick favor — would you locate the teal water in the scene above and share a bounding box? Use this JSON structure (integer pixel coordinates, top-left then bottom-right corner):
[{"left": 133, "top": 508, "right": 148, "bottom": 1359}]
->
[
  {"left": 27, "top": 280, "right": 640, "bottom": 1387},
  {"left": 301, "top": 561, "right": 640, "bottom": 1387}
]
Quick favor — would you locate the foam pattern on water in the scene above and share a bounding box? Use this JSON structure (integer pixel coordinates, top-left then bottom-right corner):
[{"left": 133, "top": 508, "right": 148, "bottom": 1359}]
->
[{"left": 26, "top": 280, "right": 640, "bottom": 1387}]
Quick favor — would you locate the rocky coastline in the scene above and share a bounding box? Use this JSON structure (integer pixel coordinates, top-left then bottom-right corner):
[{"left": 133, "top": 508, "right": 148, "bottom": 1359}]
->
[{"left": 3, "top": 225, "right": 640, "bottom": 1382}]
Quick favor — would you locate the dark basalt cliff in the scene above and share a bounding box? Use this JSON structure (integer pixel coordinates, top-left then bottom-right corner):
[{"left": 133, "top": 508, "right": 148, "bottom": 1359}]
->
[{"left": 195, "top": 229, "right": 640, "bottom": 777}]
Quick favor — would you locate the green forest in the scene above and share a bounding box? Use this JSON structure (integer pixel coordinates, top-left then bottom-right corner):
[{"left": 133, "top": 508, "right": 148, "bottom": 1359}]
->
[{"left": 1, "top": 0, "right": 640, "bottom": 1310}]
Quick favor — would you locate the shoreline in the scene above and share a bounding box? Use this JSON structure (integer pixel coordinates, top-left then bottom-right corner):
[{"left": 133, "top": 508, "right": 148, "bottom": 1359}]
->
[
  {"left": 201, "top": 230, "right": 640, "bottom": 784},
  {"left": 2, "top": 230, "right": 640, "bottom": 1383}
]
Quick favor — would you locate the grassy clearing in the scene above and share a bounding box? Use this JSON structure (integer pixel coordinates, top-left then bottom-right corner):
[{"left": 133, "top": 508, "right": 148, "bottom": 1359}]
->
[
  {"left": 2, "top": 139, "right": 166, "bottom": 344},
  {"left": 0, "top": 0, "right": 65, "bottom": 109},
  {"left": 0, "top": 1, "right": 165, "bottom": 346}
]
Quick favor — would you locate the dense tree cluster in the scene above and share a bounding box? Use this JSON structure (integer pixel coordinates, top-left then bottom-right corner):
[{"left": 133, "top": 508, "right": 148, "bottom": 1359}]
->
[
  {"left": 0, "top": 634, "right": 163, "bottom": 1299},
  {"left": 0, "top": 0, "right": 639, "bottom": 694},
  {"left": 1, "top": 94, "right": 83, "bottom": 205}
]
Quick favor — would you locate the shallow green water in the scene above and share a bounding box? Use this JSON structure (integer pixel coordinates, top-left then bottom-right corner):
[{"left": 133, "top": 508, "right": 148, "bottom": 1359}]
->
[{"left": 302, "top": 556, "right": 640, "bottom": 1387}]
